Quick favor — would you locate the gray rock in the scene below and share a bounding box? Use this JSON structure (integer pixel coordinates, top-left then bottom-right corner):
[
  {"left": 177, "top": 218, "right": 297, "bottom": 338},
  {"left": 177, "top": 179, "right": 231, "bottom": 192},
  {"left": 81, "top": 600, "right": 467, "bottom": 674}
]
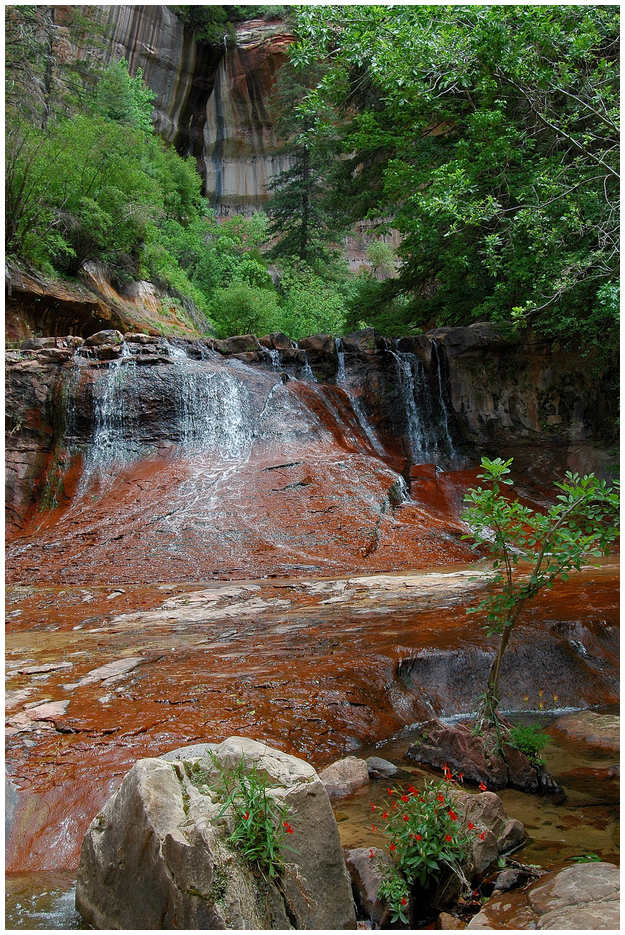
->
[
  {"left": 346, "top": 846, "right": 393, "bottom": 926},
  {"left": 498, "top": 817, "right": 525, "bottom": 853},
  {"left": 319, "top": 756, "right": 370, "bottom": 799},
  {"left": 493, "top": 868, "right": 527, "bottom": 892},
  {"left": 84, "top": 329, "right": 124, "bottom": 347},
  {"left": 467, "top": 862, "right": 619, "bottom": 929},
  {"left": 161, "top": 743, "right": 217, "bottom": 762},
  {"left": 76, "top": 737, "right": 356, "bottom": 930},
  {"left": 366, "top": 756, "right": 398, "bottom": 779}
]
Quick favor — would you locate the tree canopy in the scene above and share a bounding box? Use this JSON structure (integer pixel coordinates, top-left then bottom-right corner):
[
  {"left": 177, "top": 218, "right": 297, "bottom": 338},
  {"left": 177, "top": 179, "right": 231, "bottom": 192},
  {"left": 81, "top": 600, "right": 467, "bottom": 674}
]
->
[{"left": 289, "top": 5, "right": 619, "bottom": 347}]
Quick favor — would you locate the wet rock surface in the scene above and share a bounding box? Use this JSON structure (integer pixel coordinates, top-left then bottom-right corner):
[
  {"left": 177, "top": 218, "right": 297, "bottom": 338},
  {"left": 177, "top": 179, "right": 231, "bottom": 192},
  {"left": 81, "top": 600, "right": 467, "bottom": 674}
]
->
[
  {"left": 548, "top": 711, "right": 619, "bottom": 755},
  {"left": 5, "top": 562, "right": 618, "bottom": 873},
  {"left": 76, "top": 737, "right": 356, "bottom": 930},
  {"left": 467, "top": 861, "right": 620, "bottom": 929}
]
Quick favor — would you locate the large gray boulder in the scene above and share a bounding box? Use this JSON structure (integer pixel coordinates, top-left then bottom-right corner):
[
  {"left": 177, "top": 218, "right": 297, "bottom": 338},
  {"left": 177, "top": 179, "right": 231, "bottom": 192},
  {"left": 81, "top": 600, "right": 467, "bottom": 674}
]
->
[
  {"left": 76, "top": 737, "right": 356, "bottom": 929},
  {"left": 467, "top": 862, "right": 619, "bottom": 929}
]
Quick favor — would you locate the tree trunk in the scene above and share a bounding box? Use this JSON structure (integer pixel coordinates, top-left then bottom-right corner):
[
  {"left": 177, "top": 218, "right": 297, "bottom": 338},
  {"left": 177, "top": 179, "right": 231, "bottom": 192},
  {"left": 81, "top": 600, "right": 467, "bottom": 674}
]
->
[{"left": 478, "top": 610, "right": 520, "bottom": 728}]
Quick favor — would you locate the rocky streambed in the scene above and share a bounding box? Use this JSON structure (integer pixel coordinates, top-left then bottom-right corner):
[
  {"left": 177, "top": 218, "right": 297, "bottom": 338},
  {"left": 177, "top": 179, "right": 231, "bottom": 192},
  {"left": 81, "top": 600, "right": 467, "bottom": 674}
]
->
[{"left": 5, "top": 559, "right": 619, "bottom": 928}]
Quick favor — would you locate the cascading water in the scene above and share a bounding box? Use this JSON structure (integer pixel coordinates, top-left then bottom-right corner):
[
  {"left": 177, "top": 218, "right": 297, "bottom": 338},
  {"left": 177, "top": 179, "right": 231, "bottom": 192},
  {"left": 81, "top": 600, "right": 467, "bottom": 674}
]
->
[
  {"left": 431, "top": 339, "right": 456, "bottom": 461},
  {"left": 80, "top": 343, "right": 142, "bottom": 487},
  {"left": 266, "top": 348, "right": 281, "bottom": 371},
  {"left": 167, "top": 342, "right": 254, "bottom": 458},
  {"left": 388, "top": 341, "right": 457, "bottom": 465},
  {"left": 334, "top": 338, "right": 385, "bottom": 455}
]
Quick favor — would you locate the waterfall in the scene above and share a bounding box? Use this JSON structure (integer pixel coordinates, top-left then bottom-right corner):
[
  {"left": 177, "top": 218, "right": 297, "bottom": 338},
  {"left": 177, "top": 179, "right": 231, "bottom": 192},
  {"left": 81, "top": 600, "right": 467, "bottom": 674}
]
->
[
  {"left": 431, "top": 340, "right": 456, "bottom": 461},
  {"left": 389, "top": 341, "right": 457, "bottom": 465},
  {"left": 167, "top": 343, "right": 253, "bottom": 458},
  {"left": 334, "top": 338, "right": 385, "bottom": 455},
  {"left": 266, "top": 348, "right": 281, "bottom": 371},
  {"left": 81, "top": 343, "right": 142, "bottom": 485},
  {"left": 300, "top": 353, "right": 317, "bottom": 382}
]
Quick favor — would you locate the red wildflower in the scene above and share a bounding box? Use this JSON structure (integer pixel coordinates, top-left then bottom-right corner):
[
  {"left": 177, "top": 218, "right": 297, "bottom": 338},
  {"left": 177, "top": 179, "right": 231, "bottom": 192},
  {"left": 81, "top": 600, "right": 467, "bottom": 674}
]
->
[
  {"left": 458, "top": 772, "right": 464, "bottom": 783},
  {"left": 283, "top": 820, "right": 289, "bottom": 828},
  {"left": 408, "top": 785, "right": 417, "bottom": 794},
  {"left": 401, "top": 794, "right": 410, "bottom": 802},
  {"left": 369, "top": 849, "right": 375, "bottom": 860},
  {"left": 390, "top": 843, "right": 396, "bottom": 852},
  {"left": 401, "top": 897, "right": 408, "bottom": 906},
  {"left": 243, "top": 811, "right": 250, "bottom": 820},
  {"left": 392, "top": 802, "right": 397, "bottom": 810},
  {"left": 403, "top": 814, "right": 409, "bottom": 822},
  {"left": 448, "top": 810, "right": 458, "bottom": 821},
  {"left": 371, "top": 824, "right": 377, "bottom": 831},
  {"left": 387, "top": 787, "right": 394, "bottom": 794},
  {"left": 286, "top": 825, "right": 294, "bottom": 834},
  {"left": 437, "top": 793, "right": 445, "bottom": 804},
  {"left": 370, "top": 802, "right": 376, "bottom": 811},
  {"left": 472, "top": 889, "right": 479, "bottom": 898},
  {"left": 467, "top": 821, "right": 475, "bottom": 830},
  {"left": 415, "top": 833, "right": 422, "bottom": 841},
  {"left": 445, "top": 834, "right": 452, "bottom": 842},
  {"left": 479, "top": 782, "right": 487, "bottom": 792},
  {"left": 382, "top": 812, "right": 388, "bottom": 819},
  {"left": 479, "top": 831, "right": 486, "bottom": 840}
]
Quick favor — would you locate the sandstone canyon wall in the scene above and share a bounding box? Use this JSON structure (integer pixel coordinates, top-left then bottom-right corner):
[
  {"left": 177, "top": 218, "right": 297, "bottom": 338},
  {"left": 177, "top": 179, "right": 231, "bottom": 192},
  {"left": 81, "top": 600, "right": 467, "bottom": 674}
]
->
[{"left": 95, "top": 5, "right": 294, "bottom": 214}]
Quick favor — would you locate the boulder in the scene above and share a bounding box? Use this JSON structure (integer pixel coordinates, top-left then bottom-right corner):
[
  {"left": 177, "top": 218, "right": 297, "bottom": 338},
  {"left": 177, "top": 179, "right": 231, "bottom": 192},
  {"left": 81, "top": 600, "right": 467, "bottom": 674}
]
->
[
  {"left": 297, "top": 333, "right": 335, "bottom": 355},
  {"left": 437, "top": 911, "right": 466, "bottom": 929},
  {"left": 467, "top": 862, "right": 619, "bottom": 929},
  {"left": 84, "top": 329, "right": 124, "bottom": 347},
  {"left": 259, "top": 332, "right": 293, "bottom": 350},
  {"left": 346, "top": 846, "right": 394, "bottom": 926},
  {"left": 76, "top": 737, "right": 356, "bottom": 930},
  {"left": 407, "top": 719, "right": 563, "bottom": 795},
  {"left": 20, "top": 336, "right": 58, "bottom": 349},
  {"left": 366, "top": 756, "right": 398, "bottom": 780},
  {"left": 214, "top": 334, "right": 261, "bottom": 355},
  {"left": 319, "top": 756, "right": 370, "bottom": 799}
]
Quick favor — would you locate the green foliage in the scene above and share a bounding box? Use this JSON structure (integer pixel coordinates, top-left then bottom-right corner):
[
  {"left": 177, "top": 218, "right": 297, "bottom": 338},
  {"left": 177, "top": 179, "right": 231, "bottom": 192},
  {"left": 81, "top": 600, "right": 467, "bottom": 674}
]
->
[
  {"left": 209, "top": 283, "right": 280, "bottom": 339},
  {"left": 375, "top": 778, "right": 475, "bottom": 921},
  {"left": 506, "top": 725, "right": 552, "bottom": 766},
  {"left": 172, "top": 6, "right": 287, "bottom": 45},
  {"left": 210, "top": 754, "right": 294, "bottom": 878},
  {"left": 289, "top": 6, "right": 620, "bottom": 347},
  {"left": 463, "top": 457, "right": 619, "bottom": 718},
  {"left": 276, "top": 260, "right": 351, "bottom": 339},
  {"left": 92, "top": 59, "right": 155, "bottom": 133},
  {"left": 568, "top": 853, "right": 602, "bottom": 864}
]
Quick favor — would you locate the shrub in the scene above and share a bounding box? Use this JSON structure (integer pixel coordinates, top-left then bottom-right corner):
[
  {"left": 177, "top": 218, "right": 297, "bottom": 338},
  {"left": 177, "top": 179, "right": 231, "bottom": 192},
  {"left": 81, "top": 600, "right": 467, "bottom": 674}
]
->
[
  {"left": 209, "top": 282, "right": 280, "bottom": 338},
  {"left": 506, "top": 725, "right": 552, "bottom": 766},
  {"left": 210, "top": 754, "right": 294, "bottom": 877},
  {"left": 374, "top": 776, "right": 478, "bottom": 922}
]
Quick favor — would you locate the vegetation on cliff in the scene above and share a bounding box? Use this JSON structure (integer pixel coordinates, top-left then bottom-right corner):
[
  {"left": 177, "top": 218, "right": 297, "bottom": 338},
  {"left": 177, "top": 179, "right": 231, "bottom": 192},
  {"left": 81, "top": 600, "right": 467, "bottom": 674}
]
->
[{"left": 5, "top": 6, "right": 619, "bottom": 347}]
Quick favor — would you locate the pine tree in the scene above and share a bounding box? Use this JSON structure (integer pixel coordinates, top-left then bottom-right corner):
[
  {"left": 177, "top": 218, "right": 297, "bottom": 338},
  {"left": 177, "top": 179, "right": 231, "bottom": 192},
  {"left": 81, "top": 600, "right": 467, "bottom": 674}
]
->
[{"left": 266, "top": 61, "right": 339, "bottom": 262}]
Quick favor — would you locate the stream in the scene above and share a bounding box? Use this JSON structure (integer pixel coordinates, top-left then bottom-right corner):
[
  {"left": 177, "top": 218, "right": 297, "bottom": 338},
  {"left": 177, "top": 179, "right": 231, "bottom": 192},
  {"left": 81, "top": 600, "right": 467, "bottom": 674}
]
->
[{"left": 5, "top": 707, "right": 618, "bottom": 929}]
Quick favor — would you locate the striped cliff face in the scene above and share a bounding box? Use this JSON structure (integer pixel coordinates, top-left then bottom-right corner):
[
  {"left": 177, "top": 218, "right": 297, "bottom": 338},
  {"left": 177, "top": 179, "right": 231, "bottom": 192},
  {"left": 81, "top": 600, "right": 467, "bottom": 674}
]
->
[{"left": 90, "top": 7, "right": 294, "bottom": 213}]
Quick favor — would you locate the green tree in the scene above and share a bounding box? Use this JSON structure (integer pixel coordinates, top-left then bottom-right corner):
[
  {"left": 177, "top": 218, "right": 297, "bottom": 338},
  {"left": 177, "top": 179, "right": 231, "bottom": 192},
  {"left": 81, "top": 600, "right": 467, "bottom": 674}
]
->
[
  {"left": 462, "top": 457, "right": 619, "bottom": 728},
  {"left": 266, "top": 60, "right": 341, "bottom": 262},
  {"left": 290, "top": 6, "right": 619, "bottom": 347}
]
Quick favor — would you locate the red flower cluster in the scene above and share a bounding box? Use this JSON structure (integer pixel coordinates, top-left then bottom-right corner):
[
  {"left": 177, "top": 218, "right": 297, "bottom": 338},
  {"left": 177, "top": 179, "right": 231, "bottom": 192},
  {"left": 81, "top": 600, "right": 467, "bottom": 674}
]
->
[
  {"left": 283, "top": 820, "right": 294, "bottom": 834},
  {"left": 448, "top": 809, "right": 458, "bottom": 821},
  {"left": 401, "top": 897, "right": 408, "bottom": 907},
  {"left": 479, "top": 781, "right": 488, "bottom": 792},
  {"left": 243, "top": 811, "right": 250, "bottom": 820}
]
